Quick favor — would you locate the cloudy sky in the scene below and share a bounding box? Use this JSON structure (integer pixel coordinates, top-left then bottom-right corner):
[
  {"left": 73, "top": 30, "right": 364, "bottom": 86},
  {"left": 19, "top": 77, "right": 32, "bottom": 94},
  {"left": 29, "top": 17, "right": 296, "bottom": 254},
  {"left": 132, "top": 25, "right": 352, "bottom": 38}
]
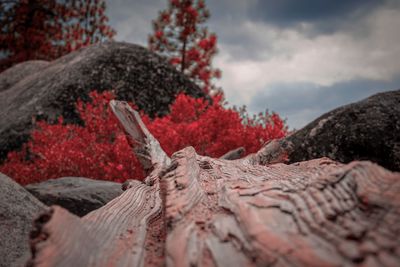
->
[{"left": 106, "top": 0, "right": 400, "bottom": 129}]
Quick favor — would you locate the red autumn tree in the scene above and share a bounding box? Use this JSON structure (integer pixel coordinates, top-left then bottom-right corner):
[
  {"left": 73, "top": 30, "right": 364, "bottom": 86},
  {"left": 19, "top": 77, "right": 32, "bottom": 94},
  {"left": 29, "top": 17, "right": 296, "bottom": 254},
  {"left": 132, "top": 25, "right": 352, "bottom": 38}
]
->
[
  {"left": 0, "top": 91, "right": 287, "bottom": 185},
  {"left": 58, "top": 0, "right": 116, "bottom": 53},
  {"left": 148, "top": 0, "right": 221, "bottom": 94},
  {"left": 0, "top": 0, "right": 115, "bottom": 72}
]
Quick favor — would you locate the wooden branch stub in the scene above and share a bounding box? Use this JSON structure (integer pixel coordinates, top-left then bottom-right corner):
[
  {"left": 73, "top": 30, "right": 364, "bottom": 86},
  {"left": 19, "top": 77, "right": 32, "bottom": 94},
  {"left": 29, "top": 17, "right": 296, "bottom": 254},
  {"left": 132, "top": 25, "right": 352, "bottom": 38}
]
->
[
  {"left": 243, "top": 138, "right": 294, "bottom": 165},
  {"left": 220, "top": 147, "right": 245, "bottom": 160},
  {"left": 109, "top": 100, "right": 170, "bottom": 179}
]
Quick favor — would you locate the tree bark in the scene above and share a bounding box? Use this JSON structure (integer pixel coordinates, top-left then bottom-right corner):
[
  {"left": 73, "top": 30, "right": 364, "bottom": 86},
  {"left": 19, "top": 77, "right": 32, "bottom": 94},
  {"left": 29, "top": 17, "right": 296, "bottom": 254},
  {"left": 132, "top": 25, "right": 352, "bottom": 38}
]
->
[
  {"left": 28, "top": 100, "right": 400, "bottom": 267},
  {"left": 219, "top": 146, "right": 245, "bottom": 160}
]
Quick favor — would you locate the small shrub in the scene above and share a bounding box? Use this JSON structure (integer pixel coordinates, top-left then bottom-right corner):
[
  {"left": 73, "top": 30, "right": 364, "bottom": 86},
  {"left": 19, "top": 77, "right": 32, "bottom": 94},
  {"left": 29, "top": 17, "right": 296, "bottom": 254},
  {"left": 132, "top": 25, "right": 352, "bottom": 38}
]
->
[{"left": 0, "top": 91, "right": 287, "bottom": 185}]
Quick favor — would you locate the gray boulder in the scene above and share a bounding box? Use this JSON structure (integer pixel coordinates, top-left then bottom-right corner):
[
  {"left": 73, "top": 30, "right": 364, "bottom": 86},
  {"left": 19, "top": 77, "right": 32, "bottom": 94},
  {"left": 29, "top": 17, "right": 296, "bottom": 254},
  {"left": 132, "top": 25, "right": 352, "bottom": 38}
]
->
[
  {"left": 283, "top": 89, "right": 400, "bottom": 171},
  {"left": 25, "top": 177, "right": 123, "bottom": 217},
  {"left": 0, "top": 60, "right": 49, "bottom": 92},
  {"left": 0, "top": 41, "right": 204, "bottom": 161},
  {"left": 0, "top": 172, "right": 47, "bottom": 267}
]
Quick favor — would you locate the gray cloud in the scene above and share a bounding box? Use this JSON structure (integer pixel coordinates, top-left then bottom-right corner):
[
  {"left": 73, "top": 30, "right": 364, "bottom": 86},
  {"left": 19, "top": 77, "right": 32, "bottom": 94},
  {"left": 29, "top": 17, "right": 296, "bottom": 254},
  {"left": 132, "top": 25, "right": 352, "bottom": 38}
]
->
[
  {"left": 106, "top": 0, "right": 400, "bottom": 129},
  {"left": 213, "top": 4, "right": 400, "bottom": 116},
  {"left": 250, "top": 0, "right": 380, "bottom": 29}
]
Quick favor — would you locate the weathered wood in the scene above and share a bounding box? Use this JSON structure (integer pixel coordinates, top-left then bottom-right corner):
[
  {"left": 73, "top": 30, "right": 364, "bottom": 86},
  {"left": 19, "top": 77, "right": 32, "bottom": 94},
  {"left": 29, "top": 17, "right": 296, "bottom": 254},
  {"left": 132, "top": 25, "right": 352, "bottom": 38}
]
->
[
  {"left": 163, "top": 150, "right": 400, "bottom": 267},
  {"left": 29, "top": 180, "right": 163, "bottom": 267},
  {"left": 219, "top": 147, "right": 245, "bottom": 160},
  {"left": 110, "top": 100, "right": 170, "bottom": 187},
  {"left": 28, "top": 100, "right": 400, "bottom": 267},
  {"left": 243, "top": 138, "right": 293, "bottom": 165},
  {"left": 28, "top": 100, "right": 169, "bottom": 267},
  {"left": 110, "top": 100, "right": 170, "bottom": 174}
]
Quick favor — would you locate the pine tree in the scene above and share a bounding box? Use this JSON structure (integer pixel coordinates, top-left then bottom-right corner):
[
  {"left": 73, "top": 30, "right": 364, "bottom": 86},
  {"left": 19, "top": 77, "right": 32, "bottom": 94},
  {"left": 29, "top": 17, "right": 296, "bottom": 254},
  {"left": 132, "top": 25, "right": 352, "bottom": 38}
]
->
[{"left": 148, "top": 0, "right": 221, "bottom": 94}]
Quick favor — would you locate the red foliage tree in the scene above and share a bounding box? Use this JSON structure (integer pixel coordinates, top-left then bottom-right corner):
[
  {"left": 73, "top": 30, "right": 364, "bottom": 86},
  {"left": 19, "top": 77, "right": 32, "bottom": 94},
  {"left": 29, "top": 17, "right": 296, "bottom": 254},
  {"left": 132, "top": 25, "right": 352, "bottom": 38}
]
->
[
  {"left": 148, "top": 0, "right": 221, "bottom": 94},
  {"left": 0, "top": 0, "right": 115, "bottom": 72},
  {"left": 0, "top": 91, "right": 287, "bottom": 185}
]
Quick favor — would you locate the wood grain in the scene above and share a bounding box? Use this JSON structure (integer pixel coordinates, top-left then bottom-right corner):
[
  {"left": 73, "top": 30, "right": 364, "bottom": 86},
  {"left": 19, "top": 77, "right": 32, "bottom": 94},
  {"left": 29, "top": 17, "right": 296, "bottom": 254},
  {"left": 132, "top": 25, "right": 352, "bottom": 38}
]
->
[
  {"left": 28, "top": 100, "right": 400, "bottom": 267},
  {"left": 29, "top": 181, "right": 163, "bottom": 267},
  {"left": 162, "top": 150, "right": 400, "bottom": 267}
]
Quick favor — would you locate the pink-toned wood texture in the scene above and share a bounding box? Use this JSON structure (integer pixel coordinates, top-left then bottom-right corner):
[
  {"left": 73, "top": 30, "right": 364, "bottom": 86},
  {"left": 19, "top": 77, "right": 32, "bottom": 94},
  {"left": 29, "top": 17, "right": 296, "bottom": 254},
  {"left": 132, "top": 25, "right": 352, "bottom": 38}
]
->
[{"left": 28, "top": 101, "right": 400, "bottom": 267}]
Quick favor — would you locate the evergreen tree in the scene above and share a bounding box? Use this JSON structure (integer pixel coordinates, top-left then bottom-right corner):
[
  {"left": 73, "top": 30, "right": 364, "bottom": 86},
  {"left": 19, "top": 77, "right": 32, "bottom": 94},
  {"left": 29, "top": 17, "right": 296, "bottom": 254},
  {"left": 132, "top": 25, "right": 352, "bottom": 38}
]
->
[{"left": 149, "top": 0, "right": 221, "bottom": 94}]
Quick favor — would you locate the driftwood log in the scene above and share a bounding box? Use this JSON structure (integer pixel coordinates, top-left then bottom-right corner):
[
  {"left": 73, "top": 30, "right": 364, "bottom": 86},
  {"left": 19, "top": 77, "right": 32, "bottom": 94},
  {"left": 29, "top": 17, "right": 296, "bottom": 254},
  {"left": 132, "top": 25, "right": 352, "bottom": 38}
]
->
[{"left": 28, "top": 100, "right": 400, "bottom": 267}]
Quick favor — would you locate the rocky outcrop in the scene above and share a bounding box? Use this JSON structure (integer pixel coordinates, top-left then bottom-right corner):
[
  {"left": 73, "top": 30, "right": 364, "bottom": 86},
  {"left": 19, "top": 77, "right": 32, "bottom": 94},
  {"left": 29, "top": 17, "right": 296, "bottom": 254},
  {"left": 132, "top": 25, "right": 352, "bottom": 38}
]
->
[
  {"left": 282, "top": 90, "right": 400, "bottom": 171},
  {"left": 0, "top": 41, "right": 204, "bottom": 161},
  {"left": 25, "top": 177, "right": 123, "bottom": 217},
  {"left": 0, "top": 60, "right": 49, "bottom": 92},
  {"left": 0, "top": 172, "right": 47, "bottom": 267}
]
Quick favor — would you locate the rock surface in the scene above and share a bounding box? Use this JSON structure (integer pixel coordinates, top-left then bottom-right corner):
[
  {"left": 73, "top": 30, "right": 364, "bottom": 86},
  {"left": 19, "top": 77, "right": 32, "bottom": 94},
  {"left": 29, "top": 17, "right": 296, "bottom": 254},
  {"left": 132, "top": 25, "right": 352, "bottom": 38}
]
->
[
  {"left": 0, "top": 172, "right": 47, "bottom": 267},
  {"left": 0, "top": 41, "right": 204, "bottom": 161},
  {"left": 25, "top": 177, "right": 123, "bottom": 217},
  {"left": 0, "top": 60, "right": 49, "bottom": 92},
  {"left": 284, "top": 89, "right": 400, "bottom": 171}
]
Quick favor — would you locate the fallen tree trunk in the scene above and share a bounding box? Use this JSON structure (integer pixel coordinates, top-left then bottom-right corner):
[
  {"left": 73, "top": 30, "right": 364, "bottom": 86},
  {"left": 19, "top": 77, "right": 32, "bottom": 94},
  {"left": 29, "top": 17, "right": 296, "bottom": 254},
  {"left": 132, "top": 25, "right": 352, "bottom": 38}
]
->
[{"left": 28, "top": 100, "right": 400, "bottom": 267}]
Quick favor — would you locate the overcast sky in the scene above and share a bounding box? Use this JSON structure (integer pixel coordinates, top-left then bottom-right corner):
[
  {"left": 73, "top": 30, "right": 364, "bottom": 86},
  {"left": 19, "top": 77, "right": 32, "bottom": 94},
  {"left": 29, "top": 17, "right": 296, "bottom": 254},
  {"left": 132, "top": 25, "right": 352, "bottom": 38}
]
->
[{"left": 106, "top": 0, "right": 400, "bottom": 129}]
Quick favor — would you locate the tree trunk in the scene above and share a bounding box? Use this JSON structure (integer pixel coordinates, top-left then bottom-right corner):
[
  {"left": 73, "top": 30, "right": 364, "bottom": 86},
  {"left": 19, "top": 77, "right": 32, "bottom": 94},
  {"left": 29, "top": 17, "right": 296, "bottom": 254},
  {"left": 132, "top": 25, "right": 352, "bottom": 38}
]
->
[{"left": 28, "top": 100, "right": 400, "bottom": 267}]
